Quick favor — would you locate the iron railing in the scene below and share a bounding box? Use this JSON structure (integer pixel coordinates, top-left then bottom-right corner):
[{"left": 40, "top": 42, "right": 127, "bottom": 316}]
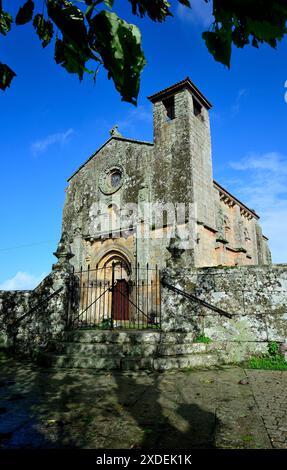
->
[
  {"left": 68, "top": 263, "right": 162, "bottom": 330},
  {"left": 161, "top": 279, "right": 233, "bottom": 318}
]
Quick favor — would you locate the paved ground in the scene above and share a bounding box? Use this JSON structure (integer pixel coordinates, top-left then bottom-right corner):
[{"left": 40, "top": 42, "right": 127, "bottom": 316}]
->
[{"left": 0, "top": 351, "right": 286, "bottom": 449}]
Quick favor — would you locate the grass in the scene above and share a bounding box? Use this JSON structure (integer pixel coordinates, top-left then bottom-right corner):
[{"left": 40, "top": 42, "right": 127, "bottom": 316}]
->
[
  {"left": 247, "top": 341, "right": 287, "bottom": 371},
  {"left": 248, "top": 355, "right": 287, "bottom": 371},
  {"left": 193, "top": 334, "right": 212, "bottom": 344}
]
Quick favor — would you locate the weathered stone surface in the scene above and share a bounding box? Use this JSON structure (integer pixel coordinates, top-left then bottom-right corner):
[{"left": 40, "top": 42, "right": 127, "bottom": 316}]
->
[
  {"left": 62, "top": 329, "right": 162, "bottom": 344},
  {"left": 161, "top": 264, "right": 287, "bottom": 362},
  {"left": 265, "top": 315, "right": 287, "bottom": 342},
  {"left": 38, "top": 352, "right": 122, "bottom": 370},
  {"left": 51, "top": 340, "right": 158, "bottom": 358},
  {"left": 204, "top": 314, "right": 268, "bottom": 342},
  {"left": 153, "top": 354, "right": 218, "bottom": 371},
  {"left": 247, "top": 370, "right": 287, "bottom": 449},
  {"left": 1, "top": 262, "right": 286, "bottom": 369},
  {"left": 157, "top": 342, "right": 211, "bottom": 356},
  {"left": 216, "top": 341, "right": 269, "bottom": 364},
  {"left": 38, "top": 328, "right": 217, "bottom": 370},
  {"left": 0, "top": 267, "right": 73, "bottom": 356},
  {"left": 61, "top": 78, "right": 270, "bottom": 278},
  {"left": 121, "top": 357, "right": 154, "bottom": 370}
]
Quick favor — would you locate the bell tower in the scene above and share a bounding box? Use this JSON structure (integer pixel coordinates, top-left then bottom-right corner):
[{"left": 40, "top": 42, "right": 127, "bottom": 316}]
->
[{"left": 148, "top": 77, "right": 217, "bottom": 233}]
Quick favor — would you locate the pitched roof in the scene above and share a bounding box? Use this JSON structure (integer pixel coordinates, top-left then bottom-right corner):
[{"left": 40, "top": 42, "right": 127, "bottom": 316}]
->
[
  {"left": 147, "top": 77, "right": 212, "bottom": 110},
  {"left": 67, "top": 136, "right": 153, "bottom": 182}
]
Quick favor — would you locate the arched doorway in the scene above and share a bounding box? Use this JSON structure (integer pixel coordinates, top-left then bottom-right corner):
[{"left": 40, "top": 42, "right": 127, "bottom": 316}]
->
[
  {"left": 77, "top": 250, "right": 132, "bottom": 328},
  {"left": 99, "top": 252, "right": 131, "bottom": 325},
  {"left": 71, "top": 250, "right": 162, "bottom": 330}
]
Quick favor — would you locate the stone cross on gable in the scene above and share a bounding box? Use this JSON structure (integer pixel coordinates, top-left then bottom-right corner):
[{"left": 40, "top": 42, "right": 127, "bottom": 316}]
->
[{"left": 109, "top": 125, "right": 122, "bottom": 137}]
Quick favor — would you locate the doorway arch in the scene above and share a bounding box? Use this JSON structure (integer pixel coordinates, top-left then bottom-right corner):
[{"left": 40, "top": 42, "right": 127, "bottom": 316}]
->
[{"left": 96, "top": 250, "right": 131, "bottom": 324}]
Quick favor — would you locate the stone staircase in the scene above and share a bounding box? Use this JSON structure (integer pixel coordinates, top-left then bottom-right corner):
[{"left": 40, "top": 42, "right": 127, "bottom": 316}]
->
[{"left": 38, "top": 329, "right": 220, "bottom": 371}]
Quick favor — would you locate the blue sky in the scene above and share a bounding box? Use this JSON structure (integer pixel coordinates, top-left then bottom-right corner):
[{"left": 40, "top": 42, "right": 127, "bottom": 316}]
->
[{"left": 1, "top": 0, "right": 287, "bottom": 289}]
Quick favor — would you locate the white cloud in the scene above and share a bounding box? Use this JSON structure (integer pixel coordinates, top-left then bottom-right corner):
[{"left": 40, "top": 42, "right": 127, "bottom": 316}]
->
[
  {"left": 228, "top": 152, "right": 287, "bottom": 263},
  {"left": 231, "top": 88, "right": 247, "bottom": 116},
  {"left": 0, "top": 272, "right": 46, "bottom": 290},
  {"left": 31, "top": 128, "right": 74, "bottom": 156},
  {"left": 230, "top": 152, "right": 287, "bottom": 173},
  {"left": 176, "top": 1, "right": 214, "bottom": 28}
]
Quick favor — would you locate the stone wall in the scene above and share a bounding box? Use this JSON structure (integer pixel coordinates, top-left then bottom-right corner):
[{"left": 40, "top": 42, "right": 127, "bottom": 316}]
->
[
  {"left": 212, "top": 183, "right": 272, "bottom": 267},
  {"left": 161, "top": 264, "right": 287, "bottom": 363},
  {"left": 2, "top": 260, "right": 286, "bottom": 366},
  {"left": 0, "top": 267, "right": 72, "bottom": 356}
]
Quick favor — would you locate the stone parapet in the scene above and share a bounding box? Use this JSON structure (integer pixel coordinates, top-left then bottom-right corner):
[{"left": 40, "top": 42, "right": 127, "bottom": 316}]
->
[
  {"left": 0, "top": 267, "right": 73, "bottom": 356},
  {"left": 161, "top": 264, "right": 287, "bottom": 351}
]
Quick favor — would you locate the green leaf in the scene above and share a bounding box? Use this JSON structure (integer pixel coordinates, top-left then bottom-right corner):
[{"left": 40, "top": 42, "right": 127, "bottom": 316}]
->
[
  {"left": 128, "top": 0, "right": 172, "bottom": 22},
  {"left": 16, "top": 0, "right": 34, "bottom": 26},
  {"left": 47, "top": 0, "right": 93, "bottom": 80},
  {"left": 232, "top": 25, "right": 250, "bottom": 49},
  {"left": 178, "top": 0, "right": 191, "bottom": 6},
  {"left": 207, "top": 0, "right": 287, "bottom": 66},
  {"left": 33, "top": 14, "right": 54, "bottom": 48},
  {"left": 47, "top": 0, "right": 88, "bottom": 45},
  {"left": 202, "top": 29, "right": 232, "bottom": 68},
  {"left": 55, "top": 36, "right": 88, "bottom": 81},
  {"left": 0, "top": 63, "right": 16, "bottom": 90},
  {"left": 89, "top": 10, "right": 146, "bottom": 104},
  {"left": 0, "top": 10, "right": 13, "bottom": 36}
]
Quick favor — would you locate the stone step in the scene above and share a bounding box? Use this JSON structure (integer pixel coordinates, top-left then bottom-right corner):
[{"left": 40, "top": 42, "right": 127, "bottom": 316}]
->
[
  {"left": 50, "top": 340, "right": 214, "bottom": 357},
  {"left": 38, "top": 352, "right": 121, "bottom": 370},
  {"left": 37, "top": 350, "right": 219, "bottom": 371},
  {"left": 121, "top": 354, "right": 219, "bottom": 371},
  {"left": 61, "top": 329, "right": 195, "bottom": 345},
  {"left": 50, "top": 341, "right": 158, "bottom": 357},
  {"left": 153, "top": 354, "right": 219, "bottom": 371},
  {"left": 40, "top": 329, "right": 220, "bottom": 371},
  {"left": 157, "top": 342, "right": 215, "bottom": 356}
]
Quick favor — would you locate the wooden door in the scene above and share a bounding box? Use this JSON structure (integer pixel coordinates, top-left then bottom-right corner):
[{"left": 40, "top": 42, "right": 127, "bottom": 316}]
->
[{"left": 112, "top": 279, "right": 129, "bottom": 321}]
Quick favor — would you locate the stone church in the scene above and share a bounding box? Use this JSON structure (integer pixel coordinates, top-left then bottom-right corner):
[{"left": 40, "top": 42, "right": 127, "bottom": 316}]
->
[
  {"left": 2, "top": 78, "right": 285, "bottom": 371},
  {"left": 63, "top": 77, "right": 271, "bottom": 276}
]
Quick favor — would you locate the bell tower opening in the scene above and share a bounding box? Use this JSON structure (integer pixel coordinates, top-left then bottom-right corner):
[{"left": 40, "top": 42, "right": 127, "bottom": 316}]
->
[{"left": 163, "top": 96, "right": 175, "bottom": 121}]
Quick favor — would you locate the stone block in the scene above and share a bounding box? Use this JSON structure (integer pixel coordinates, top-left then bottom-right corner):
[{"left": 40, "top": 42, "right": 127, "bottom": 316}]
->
[
  {"left": 121, "top": 357, "right": 154, "bottom": 370},
  {"left": 39, "top": 352, "right": 121, "bottom": 370},
  {"left": 153, "top": 353, "right": 219, "bottom": 371},
  {"left": 157, "top": 342, "right": 208, "bottom": 356},
  {"left": 203, "top": 314, "right": 268, "bottom": 342},
  {"left": 265, "top": 315, "right": 287, "bottom": 342},
  {"left": 216, "top": 341, "right": 268, "bottom": 364}
]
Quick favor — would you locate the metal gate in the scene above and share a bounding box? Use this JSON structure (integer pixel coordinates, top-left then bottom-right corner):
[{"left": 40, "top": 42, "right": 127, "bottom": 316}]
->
[{"left": 68, "top": 263, "right": 161, "bottom": 330}]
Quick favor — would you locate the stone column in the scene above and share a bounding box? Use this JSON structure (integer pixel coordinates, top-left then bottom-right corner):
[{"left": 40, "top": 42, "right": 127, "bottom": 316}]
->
[
  {"left": 50, "top": 234, "right": 76, "bottom": 333},
  {"left": 52, "top": 233, "right": 74, "bottom": 273},
  {"left": 160, "top": 231, "right": 202, "bottom": 335}
]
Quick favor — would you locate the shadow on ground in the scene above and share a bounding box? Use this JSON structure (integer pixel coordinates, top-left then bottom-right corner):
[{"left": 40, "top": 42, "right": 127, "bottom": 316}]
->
[
  {"left": 0, "top": 350, "right": 273, "bottom": 449},
  {"left": 0, "top": 353, "right": 278, "bottom": 449}
]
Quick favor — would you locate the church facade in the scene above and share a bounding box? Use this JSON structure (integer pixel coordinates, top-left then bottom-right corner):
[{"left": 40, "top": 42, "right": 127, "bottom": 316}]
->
[
  {"left": 1, "top": 79, "right": 286, "bottom": 370},
  {"left": 63, "top": 78, "right": 271, "bottom": 276}
]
